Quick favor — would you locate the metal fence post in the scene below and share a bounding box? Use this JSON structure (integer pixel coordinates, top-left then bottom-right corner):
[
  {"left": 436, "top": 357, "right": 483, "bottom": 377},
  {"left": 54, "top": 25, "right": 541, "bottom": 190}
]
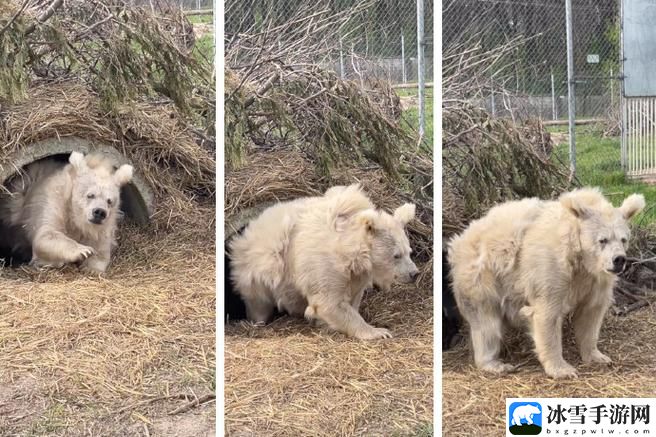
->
[
  {"left": 401, "top": 34, "right": 406, "bottom": 84},
  {"left": 610, "top": 67, "right": 615, "bottom": 109},
  {"left": 416, "top": 0, "right": 425, "bottom": 142},
  {"left": 565, "top": 0, "right": 577, "bottom": 175},
  {"left": 551, "top": 68, "right": 557, "bottom": 120}
]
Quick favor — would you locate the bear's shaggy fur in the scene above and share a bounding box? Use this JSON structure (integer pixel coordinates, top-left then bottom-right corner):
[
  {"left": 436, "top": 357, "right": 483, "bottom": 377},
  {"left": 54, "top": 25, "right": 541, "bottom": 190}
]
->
[
  {"left": 1, "top": 152, "right": 133, "bottom": 273},
  {"left": 448, "top": 187, "right": 645, "bottom": 378},
  {"left": 229, "top": 184, "right": 419, "bottom": 340}
]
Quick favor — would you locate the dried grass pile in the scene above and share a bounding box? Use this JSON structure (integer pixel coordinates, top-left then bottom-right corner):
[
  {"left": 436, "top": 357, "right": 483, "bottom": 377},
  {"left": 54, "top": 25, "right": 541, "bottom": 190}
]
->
[
  {"left": 443, "top": 302, "right": 656, "bottom": 436},
  {"left": 224, "top": 1, "right": 432, "bottom": 434},
  {"left": 0, "top": 1, "right": 216, "bottom": 434},
  {"left": 0, "top": 207, "right": 216, "bottom": 435}
]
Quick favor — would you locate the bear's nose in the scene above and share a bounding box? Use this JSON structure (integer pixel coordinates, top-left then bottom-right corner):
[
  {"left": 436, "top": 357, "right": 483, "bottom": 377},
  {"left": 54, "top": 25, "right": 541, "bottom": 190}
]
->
[
  {"left": 92, "top": 208, "right": 107, "bottom": 221},
  {"left": 410, "top": 270, "right": 419, "bottom": 281},
  {"left": 613, "top": 255, "right": 626, "bottom": 272}
]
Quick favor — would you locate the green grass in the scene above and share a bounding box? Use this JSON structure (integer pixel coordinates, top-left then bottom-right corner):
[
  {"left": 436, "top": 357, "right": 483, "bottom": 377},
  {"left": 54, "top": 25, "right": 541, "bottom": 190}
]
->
[
  {"left": 28, "top": 403, "right": 68, "bottom": 435},
  {"left": 187, "top": 13, "right": 213, "bottom": 24},
  {"left": 193, "top": 33, "right": 214, "bottom": 63},
  {"left": 398, "top": 87, "right": 434, "bottom": 151},
  {"left": 551, "top": 125, "right": 656, "bottom": 225}
]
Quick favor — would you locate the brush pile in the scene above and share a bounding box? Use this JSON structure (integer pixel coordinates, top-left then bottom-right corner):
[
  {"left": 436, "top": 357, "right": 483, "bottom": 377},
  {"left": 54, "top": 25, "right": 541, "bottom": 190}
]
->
[
  {"left": 442, "top": 32, "right": 571, "bottom": 240},
  {"left": 442, "top": 102, "right": 570, "bottom": 238},
  {"left": 0, "top": 0, "right": 215, "bottom": 205}
]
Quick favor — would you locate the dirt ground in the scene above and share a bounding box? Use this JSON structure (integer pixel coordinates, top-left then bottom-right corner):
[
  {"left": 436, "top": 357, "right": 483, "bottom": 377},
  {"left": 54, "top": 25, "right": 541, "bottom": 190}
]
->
[
  {"left": 0, "top": 200, "right": 216, "bottom": 436},
  {"left": 442, "top": 303, "right": 656, "bottom": 436},
  {"left": 224, "top": 277, "right": 434, "bottom": 437}
]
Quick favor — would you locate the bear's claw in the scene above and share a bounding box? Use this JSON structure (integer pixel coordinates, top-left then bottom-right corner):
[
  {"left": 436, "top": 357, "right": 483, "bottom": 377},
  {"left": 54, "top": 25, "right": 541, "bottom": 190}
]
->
[
  {"left": 357, "top": 327, "right": 393, "bottom": 340},
  {"left": 75, "top": 245, "right": 96, "bottom": 261}
]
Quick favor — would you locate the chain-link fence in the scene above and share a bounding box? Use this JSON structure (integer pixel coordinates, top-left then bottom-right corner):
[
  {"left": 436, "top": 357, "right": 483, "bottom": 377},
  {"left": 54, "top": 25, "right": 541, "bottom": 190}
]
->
[
  {"left": 175, "top": 0, "right": 212, "bottom": 10},
  {"left": 126, "top": 0, "right": 213, "bottom": 11},
  {"left": 444, "top": 0, "right": 619, "bottom": 123},
  {"left": 226, "top": 0, "right": 432, "bottom": 85}
]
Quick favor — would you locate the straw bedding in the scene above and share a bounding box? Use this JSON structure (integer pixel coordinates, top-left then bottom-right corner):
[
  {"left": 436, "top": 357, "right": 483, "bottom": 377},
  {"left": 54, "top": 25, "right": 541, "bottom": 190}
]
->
[
  {"left": 0, "top": 198, "right": 216, "bottom": 436},
  {"left": 443, "top": 303, "right": 656, "bottom": 436},
  {"left": 225, "top": 281, "right": 433, "bottom": 437}
]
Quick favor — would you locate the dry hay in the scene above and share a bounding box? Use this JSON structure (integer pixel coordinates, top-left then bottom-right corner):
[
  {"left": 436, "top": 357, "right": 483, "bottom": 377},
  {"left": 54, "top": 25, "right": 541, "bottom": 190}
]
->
[
  {"left": 225, "top": 282, "right": 433, "bottom": 436},
  {"left": 443, "top": 302, "right": 656, "bottom": 436},
  {"left": 0, "top": 80, "right": 215, "bottom": 202},
  {"left": 0, "top": 198, "right": 216, "bottom": 436},
  {"left": 0, "top": 0, "right": 215, "bottom": 201}
]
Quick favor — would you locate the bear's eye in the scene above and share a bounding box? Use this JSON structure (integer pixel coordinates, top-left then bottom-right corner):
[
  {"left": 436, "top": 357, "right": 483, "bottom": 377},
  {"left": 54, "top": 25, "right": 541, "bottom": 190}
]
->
[
  {"left": 599, "top": 238, "right": 608, "bottom": 245},
  {"left": 107, "top": 198, "right": 113, "bottom": 206},
  {"left": 394, "top": 253, "right": 402, "bottom": 260},
  {"left": 87, "top": 193, "right": 95, "bottom": 199},
  {"left": 621, "top": 237, "right": 627, "bottom": 244}
]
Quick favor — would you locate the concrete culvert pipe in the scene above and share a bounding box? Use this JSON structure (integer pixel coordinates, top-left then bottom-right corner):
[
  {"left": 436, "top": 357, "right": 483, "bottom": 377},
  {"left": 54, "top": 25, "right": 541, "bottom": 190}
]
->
[{"left": 0, "top": 136, "right": 154, "bottom": 226}]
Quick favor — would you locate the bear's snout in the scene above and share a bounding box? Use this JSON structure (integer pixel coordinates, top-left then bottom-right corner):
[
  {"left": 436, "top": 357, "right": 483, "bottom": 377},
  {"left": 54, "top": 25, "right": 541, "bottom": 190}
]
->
[
  {"left": 610, "top": 255, "right": 626, "bottom": 274},
  {"left": 399, "top": 265, "right": 420, "bottom": 283},
  {"left": 91, "top": 208, "right": 107, "bottom": 224}
]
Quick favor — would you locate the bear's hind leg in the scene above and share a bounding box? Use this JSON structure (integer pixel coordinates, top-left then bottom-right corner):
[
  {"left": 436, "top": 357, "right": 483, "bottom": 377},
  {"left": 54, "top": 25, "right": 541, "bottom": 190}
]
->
[{"left": 468, "top": 305, "right": 515, "bottom": 374}]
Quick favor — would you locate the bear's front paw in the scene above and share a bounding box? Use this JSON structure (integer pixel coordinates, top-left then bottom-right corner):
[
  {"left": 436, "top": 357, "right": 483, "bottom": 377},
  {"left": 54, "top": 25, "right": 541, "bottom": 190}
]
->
[
  {"left": 356, "top": 326, "right": 393, "bottom": 340},
  {"left": 544, "top": 361, "right": 578, "bottom": 379},
  {"left": 81, "top": 264, "right": 106, "bottom": 275},
  {"left": 582, "top": 350, "right": 612, "bottom": 365},
  {"left": 480, "top": 360, "right": 516, "bottom": 374}
]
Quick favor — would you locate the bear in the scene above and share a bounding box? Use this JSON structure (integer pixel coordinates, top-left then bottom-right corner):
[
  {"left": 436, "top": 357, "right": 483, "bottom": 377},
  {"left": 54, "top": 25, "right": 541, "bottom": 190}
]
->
[
  {"left": 1, "top": 151, "right": 133, "bottom": 273},
  {"left": 229, "top": 183, "right": 419, "bottom": 340},
  {"left": 447, "top": 187, "right": 645, "bottom": 378},
  {"left": 511, "top": 404, "right": 541, "bottom": 426}
]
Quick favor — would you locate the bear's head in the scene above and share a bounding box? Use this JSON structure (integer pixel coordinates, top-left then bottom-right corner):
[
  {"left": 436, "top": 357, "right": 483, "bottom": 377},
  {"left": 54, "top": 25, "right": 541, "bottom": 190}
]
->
[
  {"left": 356, "top": 203, "right": 419, "bottom": 291},
  {"left": 560, "top": 187, "right": 645, "bottom": 276},
  {"left": 68, "top": 151, "right": 134, "bottom": 227}
]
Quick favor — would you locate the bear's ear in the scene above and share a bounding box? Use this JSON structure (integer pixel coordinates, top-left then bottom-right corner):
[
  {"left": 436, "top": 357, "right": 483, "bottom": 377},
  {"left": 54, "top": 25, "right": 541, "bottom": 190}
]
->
[
  {"left": 113, "top": 164, "right": 133, "bottom": 186},
  {"left": 69, "top": 151, "right": 86, "bottom": 172},
  {"left": 559, "top": 192, "right": 592, "bottom": 219},
  {"left": 619, "top": 193, "right": 646, "bottom": 220},
  {"left": 394, "top": 203, "right": 416, "bottom": 226},
  {"left": 356, "top": 209, "right": 379, "bottom": 234}
]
